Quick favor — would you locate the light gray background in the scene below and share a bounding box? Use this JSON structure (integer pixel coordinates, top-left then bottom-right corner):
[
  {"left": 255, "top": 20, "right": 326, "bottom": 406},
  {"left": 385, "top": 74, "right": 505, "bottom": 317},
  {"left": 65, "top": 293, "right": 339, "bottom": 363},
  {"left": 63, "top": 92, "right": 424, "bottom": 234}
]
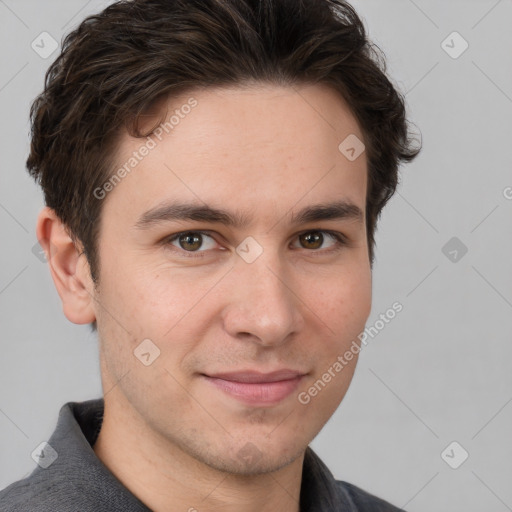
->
[{"left": 1, "top": 1, "right": 511, "bottom": 510}]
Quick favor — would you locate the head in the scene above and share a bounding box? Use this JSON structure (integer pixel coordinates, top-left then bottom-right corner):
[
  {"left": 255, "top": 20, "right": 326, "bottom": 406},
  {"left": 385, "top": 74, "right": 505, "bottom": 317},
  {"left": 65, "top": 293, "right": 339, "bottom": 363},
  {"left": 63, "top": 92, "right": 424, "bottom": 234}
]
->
[{"left": 31, "top": 0, "right": 420, "bottom": 475}]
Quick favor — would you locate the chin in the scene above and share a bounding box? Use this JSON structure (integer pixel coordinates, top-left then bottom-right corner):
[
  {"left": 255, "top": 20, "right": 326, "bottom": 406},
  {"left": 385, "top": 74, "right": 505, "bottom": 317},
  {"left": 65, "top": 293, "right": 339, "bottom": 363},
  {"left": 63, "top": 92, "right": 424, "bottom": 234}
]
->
[
  {"left": 204, "top": 448, "right": 302, "bottom": 476},
  {"left": 186, "top": 435, "right": 306, "bottom": 476}
]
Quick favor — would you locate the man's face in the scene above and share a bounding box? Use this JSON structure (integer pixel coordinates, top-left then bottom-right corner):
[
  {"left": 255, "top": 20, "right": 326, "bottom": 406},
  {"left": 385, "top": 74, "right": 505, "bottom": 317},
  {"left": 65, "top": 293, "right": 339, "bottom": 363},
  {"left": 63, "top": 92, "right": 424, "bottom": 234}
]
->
[{"left": 91, "top": 83, "right": 371, "bottom": 474}]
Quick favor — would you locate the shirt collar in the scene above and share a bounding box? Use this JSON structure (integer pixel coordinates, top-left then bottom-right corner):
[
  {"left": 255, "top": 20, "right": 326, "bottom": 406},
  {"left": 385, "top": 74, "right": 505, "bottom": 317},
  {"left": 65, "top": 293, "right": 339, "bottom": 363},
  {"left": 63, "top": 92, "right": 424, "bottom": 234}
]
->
[
  {"left": 45, "top": 398, "right": 356, "bottom": 511},
  {"left": 44, "top": 398, "right": 151, "bottom": 511}
]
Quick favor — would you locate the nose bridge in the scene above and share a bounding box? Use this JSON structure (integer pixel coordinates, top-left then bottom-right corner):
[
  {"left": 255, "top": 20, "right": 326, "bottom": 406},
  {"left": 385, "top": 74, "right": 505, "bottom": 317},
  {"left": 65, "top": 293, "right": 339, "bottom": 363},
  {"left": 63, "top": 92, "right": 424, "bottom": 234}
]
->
[{"left": 221, "top": 245, "right": 302, "bottom": 345}]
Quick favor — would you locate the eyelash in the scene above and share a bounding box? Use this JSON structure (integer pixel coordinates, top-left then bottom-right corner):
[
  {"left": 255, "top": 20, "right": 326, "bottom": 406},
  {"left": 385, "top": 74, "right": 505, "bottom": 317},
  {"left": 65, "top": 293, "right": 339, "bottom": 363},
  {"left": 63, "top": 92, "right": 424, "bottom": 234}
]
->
[{"left": 162, "top": 230, "right": 348, "bottom": 259}]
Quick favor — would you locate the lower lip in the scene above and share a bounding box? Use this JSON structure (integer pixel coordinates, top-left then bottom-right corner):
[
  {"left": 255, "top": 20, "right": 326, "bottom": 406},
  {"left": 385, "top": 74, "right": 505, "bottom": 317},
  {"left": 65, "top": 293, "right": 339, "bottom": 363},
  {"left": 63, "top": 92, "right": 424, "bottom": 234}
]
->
[{"left": 202, "top": 375, "right": 303, "bottom": 405}]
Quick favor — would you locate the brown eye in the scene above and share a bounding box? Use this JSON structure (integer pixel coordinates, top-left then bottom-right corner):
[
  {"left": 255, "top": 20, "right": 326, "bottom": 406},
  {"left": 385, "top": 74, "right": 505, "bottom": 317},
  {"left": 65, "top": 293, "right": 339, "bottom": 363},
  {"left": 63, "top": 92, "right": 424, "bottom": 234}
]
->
[
  {"left": 299, "top": 231, "right": 324, "bottom": 249},
  {"left": 292, "top": 230, "right": 347, "bottom": 253},
  {"left": 164, "top": 230, "right": 219, "bottom": 258},
  {"left": 177, "top": 232, "right": 203, "bottom": 251}
]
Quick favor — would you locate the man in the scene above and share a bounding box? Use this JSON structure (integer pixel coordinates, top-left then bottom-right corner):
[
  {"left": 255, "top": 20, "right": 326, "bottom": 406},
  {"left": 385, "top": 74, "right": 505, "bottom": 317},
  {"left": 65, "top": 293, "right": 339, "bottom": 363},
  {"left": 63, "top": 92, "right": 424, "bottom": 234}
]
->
[{"left": 0, "top": 0, "right": 420, "bottom": 510}]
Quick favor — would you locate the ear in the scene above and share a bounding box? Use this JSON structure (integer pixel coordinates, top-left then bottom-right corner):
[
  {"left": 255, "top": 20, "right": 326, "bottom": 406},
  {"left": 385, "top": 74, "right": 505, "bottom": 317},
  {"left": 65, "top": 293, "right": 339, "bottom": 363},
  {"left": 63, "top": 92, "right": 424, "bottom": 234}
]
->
[{"left": 36, "top": 207, "right": 96, "bottom": 325}]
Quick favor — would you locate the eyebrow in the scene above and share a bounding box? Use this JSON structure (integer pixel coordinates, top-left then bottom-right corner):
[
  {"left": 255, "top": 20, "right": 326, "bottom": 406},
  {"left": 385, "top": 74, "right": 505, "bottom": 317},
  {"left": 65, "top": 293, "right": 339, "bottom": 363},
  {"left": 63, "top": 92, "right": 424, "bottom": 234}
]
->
[{"left": 134, "top": 199, "right": 364, "bottom": 231}]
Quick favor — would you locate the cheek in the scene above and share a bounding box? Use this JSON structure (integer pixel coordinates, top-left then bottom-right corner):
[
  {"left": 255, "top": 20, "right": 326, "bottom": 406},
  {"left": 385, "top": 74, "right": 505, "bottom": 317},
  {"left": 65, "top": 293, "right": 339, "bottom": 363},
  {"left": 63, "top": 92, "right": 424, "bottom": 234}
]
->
[
  {"left": 298, "top": 272, "right": 370, "bottom": 413},
  {"left": 99, "top": 259, "right": 204, "bottom": 336},
  {"left": 310, "top": 266, "right": 372, "bottom": 342}
]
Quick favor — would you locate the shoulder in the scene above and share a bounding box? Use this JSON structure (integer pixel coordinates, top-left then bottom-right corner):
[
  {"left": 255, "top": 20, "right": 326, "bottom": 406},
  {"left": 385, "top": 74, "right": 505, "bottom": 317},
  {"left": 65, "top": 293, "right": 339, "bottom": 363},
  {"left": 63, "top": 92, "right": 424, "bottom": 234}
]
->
[
  {"left": 0, "top": 466, "right": 114, "bottom": 512},
  {"left": 336, "top": 480, "right": 407, "bottom": 512},
  {"left": 301, "top": 446, "right": 406, "bottom": 512},
  {"left": 0, "top": 399, "right": 105, "bottom": 512},
  {"left": 0, "top": 471, "right": 71, "bottom": 512}
]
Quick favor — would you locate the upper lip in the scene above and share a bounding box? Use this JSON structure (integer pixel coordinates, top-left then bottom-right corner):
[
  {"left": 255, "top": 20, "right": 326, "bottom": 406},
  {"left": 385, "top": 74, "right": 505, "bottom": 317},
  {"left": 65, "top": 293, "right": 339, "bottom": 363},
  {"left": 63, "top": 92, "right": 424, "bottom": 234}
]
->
[{"left": 203, "top": 370, "right": 306, "bottom": 383}]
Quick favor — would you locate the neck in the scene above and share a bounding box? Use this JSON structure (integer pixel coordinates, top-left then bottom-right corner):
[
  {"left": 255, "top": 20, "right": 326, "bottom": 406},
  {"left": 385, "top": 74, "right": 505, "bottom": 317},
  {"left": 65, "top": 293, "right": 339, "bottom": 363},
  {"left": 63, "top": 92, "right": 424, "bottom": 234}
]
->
[{"left": 92, "top": 394, "right": 304, "bottom": 512}]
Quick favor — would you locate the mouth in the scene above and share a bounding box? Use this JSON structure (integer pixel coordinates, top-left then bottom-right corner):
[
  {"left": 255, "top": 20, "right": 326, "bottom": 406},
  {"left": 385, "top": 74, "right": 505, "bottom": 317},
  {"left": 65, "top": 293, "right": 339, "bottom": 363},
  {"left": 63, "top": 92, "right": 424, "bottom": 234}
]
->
[{"left": 201, "top": 369, "right": 307, "bottom": 406}]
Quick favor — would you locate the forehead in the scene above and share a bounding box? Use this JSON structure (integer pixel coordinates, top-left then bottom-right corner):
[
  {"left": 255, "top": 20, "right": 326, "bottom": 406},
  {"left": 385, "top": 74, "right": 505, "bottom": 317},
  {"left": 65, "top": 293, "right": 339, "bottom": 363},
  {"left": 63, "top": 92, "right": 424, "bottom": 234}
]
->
[{"left": 105, "top": 83, "right": 367, "bottom": 227}]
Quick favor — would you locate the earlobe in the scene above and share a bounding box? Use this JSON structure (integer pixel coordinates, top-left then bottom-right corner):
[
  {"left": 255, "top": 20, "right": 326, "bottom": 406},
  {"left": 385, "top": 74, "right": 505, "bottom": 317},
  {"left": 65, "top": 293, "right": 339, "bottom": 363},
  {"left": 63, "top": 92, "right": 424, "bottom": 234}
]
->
[{"left": 36, "top": 207, "right": 97, "bottom": 325}]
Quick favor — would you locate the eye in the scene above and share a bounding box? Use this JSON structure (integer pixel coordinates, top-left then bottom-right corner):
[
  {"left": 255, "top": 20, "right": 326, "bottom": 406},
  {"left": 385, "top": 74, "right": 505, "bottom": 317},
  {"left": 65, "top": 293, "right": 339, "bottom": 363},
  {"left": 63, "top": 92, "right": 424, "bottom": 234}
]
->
[
  {"left": 165, "top": 231, "right": 218, "bottom": 254},
  {"left": 292, "top": 230, "right": 347, "bottom": 252},
  {"left": 163, "top": 229, "right": 347, "bottom": 259}
]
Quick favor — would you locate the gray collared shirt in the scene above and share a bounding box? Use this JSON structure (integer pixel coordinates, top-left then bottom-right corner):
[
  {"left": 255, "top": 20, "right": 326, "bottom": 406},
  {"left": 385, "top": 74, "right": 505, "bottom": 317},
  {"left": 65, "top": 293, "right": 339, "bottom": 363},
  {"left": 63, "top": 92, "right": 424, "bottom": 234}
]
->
[{"left": 0, "top": 398, "right": 406, "bottom": 511}]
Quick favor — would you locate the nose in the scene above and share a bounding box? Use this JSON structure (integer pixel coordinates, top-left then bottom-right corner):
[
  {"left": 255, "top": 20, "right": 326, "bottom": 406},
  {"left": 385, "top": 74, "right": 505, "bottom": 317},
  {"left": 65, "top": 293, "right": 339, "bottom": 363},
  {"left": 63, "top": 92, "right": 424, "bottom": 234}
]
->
[{"left": 221, "top": 252, "right": 304, "bottom": 347}]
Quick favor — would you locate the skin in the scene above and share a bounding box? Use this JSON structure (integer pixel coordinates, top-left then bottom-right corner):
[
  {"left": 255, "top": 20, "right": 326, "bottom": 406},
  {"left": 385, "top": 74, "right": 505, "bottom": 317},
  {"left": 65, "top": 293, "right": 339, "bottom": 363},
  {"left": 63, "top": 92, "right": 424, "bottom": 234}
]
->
[{"left": 37, "top": 83, "right": 372, "bottom": 512}]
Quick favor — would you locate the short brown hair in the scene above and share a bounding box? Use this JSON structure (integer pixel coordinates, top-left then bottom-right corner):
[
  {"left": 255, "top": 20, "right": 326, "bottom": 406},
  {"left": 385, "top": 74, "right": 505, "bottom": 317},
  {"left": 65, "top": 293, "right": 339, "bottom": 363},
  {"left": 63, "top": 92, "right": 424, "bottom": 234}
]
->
[{"left": 28, "top": 0, "right": 420, "bottom": 287}]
